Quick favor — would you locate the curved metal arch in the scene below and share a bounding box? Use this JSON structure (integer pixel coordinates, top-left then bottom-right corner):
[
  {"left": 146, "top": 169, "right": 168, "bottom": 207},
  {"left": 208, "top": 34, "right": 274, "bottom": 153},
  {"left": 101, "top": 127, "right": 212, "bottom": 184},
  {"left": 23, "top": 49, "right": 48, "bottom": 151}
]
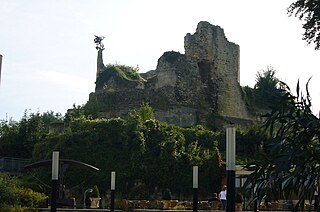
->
[{"left": 24, "top": 159, "right": 99, "bottom": 171}]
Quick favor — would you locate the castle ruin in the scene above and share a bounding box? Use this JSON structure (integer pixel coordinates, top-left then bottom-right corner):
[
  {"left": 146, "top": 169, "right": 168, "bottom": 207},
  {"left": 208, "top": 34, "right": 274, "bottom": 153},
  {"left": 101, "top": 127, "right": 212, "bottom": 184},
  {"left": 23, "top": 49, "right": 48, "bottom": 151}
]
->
[{"left": 88, "top": 21, "right": 254, "bottom": 127}]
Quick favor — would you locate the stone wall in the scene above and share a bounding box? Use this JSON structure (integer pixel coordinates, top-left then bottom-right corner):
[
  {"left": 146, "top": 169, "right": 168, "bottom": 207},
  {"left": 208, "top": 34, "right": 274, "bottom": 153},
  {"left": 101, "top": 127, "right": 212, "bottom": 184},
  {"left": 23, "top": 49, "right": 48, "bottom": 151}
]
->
[
  {"left": 89, "top": 21, "right": 254, "bottom": 127},
  {"left": 184, "top": 21, "right": 249, "bottom": 120}
]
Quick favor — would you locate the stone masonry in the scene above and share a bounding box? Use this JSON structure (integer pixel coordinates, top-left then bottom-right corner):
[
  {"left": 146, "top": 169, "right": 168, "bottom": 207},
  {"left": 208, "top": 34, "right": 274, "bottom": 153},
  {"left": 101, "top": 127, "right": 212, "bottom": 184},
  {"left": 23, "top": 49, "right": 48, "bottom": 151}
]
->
[{"left": 88, "top": 21, "right": 254, "bottom": 127}]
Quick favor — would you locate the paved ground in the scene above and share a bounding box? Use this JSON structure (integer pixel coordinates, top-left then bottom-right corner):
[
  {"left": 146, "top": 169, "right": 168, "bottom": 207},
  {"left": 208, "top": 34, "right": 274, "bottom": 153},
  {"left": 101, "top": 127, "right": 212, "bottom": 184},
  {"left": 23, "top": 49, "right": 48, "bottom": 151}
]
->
[{"left": 39, "top": 209, "right": 292, "bottom": 212}]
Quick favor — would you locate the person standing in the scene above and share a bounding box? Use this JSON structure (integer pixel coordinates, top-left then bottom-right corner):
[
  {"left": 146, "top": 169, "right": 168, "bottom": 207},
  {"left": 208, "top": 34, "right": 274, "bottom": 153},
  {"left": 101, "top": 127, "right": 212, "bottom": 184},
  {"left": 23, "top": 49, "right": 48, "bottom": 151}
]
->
[{"left": 219, "top": 185, "right": 227, "bottom": 210}]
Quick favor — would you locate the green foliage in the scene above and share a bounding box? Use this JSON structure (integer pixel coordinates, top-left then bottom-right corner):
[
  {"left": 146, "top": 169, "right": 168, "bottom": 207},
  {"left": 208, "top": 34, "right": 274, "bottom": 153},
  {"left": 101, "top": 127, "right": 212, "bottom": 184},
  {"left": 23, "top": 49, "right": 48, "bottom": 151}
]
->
[
  {"left": 40, "top": 111, "right": 63, "bottom": 131},
  {"left": 241, "top": 67, "right": 286, "bottom": 113},
  {"left": 241, "top": 86, "right": 255, "bottom": 111},
  {"left": 172, "top": 204, "right": 186, "bottom": 210},
  {"left": 128, "top": 102, "right": 155, "bottom": 126},
  {"left": 83, "top": 99, "right": 102, "bottom": 119},
  {"left": 236, "top": 126, "right": 265, "bottom": 163},
  {"left": 254, "top": 67, "right": 283, "bottom": 108},
  {"left": 2, "top": 104, "right": 238, "bottom": 200},
  {"left": 91, "top": 185, "right": 100, "bottom": 198},
  {"left": 244, "top": 80, "right": 320, "bottom": 210},
  {"left": 30, "top": 104, "right": 224, "bottom": 199},
  {"left": 96, "top": 64, "right": 144, "bottom": 89},
  {"left": 205, "top": 112, "right": 220, "bottom": 131},
  {"left": 288, "top": 0, "right": 320, "bottom": 49},
  {"left": 0, "top": 110, "right": 62, "bottom": 158},
  {"left": 64, "top": 104, "right": 86, "bottom": 125},
  {"left": 0, "top": 120, "right": 20, "bottom": 157},
  {"left": 0, "top": 173, "right": 47, "bottom": 208}
]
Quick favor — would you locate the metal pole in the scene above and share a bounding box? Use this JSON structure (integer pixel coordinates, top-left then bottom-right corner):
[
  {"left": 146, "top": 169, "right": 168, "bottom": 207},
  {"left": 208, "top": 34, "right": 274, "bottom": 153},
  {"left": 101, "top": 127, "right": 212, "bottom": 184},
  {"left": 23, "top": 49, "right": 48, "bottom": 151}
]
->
[
  {"left": 83, "top": 189, "right": 92, "bottom": 209},
  {"left": 111, "top": 171, "right": 116, "bottom": 212},
  {"left": 193, "top": 166, "right": 198, "bottom": 212},
  {"left": 51, "top": 152, "right": 59, "bottom": 212},
  {"left": 226, "top": 127, "right": 236, "bottom": 212}
]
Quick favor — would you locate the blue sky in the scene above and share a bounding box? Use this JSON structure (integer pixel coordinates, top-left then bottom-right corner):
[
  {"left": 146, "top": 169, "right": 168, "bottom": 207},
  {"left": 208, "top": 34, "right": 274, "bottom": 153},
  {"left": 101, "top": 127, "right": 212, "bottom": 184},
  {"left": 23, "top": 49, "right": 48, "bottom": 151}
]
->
[{"left": 0, "top": 0, "right": 319, "bottom": 121}]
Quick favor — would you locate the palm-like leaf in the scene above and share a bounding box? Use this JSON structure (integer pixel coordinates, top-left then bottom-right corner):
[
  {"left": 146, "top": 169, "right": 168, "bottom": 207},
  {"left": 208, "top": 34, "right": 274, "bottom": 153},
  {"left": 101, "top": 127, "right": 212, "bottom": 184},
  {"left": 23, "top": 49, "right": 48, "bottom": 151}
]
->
[{"left": 244, "top": 80, "right": 320, "bottom": 210}]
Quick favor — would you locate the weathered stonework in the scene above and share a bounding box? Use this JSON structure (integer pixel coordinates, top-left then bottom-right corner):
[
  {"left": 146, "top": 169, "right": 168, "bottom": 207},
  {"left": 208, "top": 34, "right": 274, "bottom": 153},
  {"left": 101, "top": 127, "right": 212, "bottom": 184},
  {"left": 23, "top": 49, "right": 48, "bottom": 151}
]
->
[
  {"left": 185, "top": 21, "right": 250, "bottom": 121},
  {"left": 88, "top": 21, "right": 254, "bottom": 127}
]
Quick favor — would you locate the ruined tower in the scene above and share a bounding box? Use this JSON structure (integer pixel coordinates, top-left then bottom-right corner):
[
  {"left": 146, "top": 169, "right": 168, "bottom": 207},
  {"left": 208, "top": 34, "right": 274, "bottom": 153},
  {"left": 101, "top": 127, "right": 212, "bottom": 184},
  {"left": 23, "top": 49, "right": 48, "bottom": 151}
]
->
[
  {"left": 184, "top": 21, "right": 249, "bottom": 120},
  {"left": 89, "top": 21, "right": 253, "bottom": 127}
]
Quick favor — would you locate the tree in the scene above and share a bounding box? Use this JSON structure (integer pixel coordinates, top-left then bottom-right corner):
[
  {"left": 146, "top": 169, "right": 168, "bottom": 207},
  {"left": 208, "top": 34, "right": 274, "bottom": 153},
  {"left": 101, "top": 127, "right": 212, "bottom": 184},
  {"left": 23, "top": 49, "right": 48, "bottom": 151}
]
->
[
  {"left": 128, "top": 102, "right": 155, "bottom": 125},
  {"left": 64, "top": 104, "right": 85, "bottom": 125},
  {"left": 245, "top": 79, "right": 320, "bottom": 210},
  {"left": 0, "top": 111, "right": 62, "bottom": 158},
  {"left": 0, "top": 120, "right": 21, "bottom": 157},
  {"left": 236, "top": 126, "right": 265, "bottom": 163},
  {"left": 288, "top": 0, "right": 320, "bottom": 49},
  {"left": 31, "top": 105, "right": 224, "bottom": 199},
  {"left": 255, "top": 67, "right": 279, "bottom": 91},
  {"left": 241, "top": 67, "right": 285, "bottom": 112},
  {"left": 254, "top": 67, "right": 282, "bottom": 107}
]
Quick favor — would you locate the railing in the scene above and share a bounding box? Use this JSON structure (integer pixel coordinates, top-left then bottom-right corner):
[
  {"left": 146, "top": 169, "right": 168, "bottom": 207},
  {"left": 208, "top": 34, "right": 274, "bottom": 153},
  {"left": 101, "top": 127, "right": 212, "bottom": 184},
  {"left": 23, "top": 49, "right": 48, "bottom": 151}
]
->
[{"left": 0, "top": 157, "right": 31, "bottom": 176}]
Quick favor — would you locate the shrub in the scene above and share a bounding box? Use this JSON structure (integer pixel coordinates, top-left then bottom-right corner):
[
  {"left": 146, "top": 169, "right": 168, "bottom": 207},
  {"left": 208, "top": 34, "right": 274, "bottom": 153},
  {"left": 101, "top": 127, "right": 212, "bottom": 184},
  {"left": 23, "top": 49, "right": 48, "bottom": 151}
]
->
[
  {"left": 96, "top": 64, "right": 143, "bottom": 89},
  {"left": 172, "top": 204, "right": 186, "bottom": 210},
  {"left": 91, "top": 185, "right": 100, "bottom": 198},
  {"left": 0, "top": 173, "right": 47, "bottom": 208}
]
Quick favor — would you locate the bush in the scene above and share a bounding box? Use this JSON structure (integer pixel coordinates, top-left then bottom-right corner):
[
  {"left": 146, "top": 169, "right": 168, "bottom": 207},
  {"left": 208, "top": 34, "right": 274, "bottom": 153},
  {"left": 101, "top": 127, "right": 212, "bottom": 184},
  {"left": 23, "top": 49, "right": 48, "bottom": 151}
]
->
[
  {"left": 19, "top": 187, "right": 47, "bottom": 207},
  {"left": 0, "top": 173, "right": 47, "bottom": 208},
  {"left": 96, "top": 64, "right": 143, "bottom": 89},
  {"left": 172, "top": 204, "right": 186, "bottom": 210},
  {"left": 91, "top": 185, "right": 100, "bottom": 198}
]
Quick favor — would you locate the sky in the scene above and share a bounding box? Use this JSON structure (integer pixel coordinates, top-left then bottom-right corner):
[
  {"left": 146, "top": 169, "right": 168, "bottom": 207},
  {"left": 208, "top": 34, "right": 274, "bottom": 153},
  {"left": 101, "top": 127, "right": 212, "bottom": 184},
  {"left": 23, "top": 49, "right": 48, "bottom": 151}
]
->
[{"left": 0, "top": 0, "right": 319, "bottom": 121}]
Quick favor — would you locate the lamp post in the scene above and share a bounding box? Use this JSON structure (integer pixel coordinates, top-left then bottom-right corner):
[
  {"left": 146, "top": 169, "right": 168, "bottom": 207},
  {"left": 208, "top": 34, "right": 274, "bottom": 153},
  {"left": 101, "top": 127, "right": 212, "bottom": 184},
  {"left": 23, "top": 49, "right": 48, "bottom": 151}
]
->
[
  {"left": 110, "top": 171, "right": 116, "bottom": 212},
  {"left": 51, "top": 151, "right": 59, "bottom": 212},
  {"left": 193, "top": 166, "right": 198, "bottom": 212},
  {"left": 83, "top": 189, "right": 92, "bottom": 209},
  {"left": 226, "top": 127, "right": 236, "bottom": 212}
]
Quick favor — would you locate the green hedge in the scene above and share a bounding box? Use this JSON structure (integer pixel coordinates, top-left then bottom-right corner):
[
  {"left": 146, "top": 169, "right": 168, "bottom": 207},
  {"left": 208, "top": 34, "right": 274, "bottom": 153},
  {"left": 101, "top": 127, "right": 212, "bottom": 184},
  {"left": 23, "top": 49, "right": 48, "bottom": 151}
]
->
[{"left": 0, "top": 173, "right": 47, "bottom": 209}]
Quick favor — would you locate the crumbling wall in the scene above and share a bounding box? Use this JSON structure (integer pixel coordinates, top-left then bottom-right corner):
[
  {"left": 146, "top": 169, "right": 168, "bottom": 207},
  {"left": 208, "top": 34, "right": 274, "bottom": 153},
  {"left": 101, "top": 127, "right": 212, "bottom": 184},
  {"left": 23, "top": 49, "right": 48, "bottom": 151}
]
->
[{"left": 89, "top": 21, "right": 253, "bottom": 127}]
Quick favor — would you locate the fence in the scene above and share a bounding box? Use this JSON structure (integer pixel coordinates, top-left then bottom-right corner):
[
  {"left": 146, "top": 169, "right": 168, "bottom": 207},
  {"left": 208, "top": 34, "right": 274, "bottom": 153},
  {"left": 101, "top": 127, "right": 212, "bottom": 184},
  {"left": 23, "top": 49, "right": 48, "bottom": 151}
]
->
[{"left": 0, "top": 157, "right": 31, "bottom": 176}]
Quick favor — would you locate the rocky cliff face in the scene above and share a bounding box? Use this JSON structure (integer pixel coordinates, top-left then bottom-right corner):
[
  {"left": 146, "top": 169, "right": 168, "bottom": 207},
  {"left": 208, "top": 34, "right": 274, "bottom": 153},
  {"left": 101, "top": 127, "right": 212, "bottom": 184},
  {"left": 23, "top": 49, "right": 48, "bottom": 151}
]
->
[{"left": 89, "top": 21, "right": 253, "bottom": 127}]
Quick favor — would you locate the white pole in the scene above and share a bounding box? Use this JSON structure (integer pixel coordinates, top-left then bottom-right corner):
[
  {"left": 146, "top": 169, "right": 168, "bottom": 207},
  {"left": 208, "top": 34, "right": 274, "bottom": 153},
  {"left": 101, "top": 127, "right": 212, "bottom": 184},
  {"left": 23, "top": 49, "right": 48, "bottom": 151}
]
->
[
  {"left": 110, "top": 171, "right": 116, "bottom": 212},
  {"left": 193, "top": 166, "right": 198, "bottom": 212},
  {"left": 226, "top": 127, "right": 236, "bottom": 171},
  {"left": 52, "top": 151, "right": 59, "bottom": 180},
  {"left": 51, "top": 151, "right": 59, "bottom": 212},
  {"left": 111, "top": 171, "right": 116, "bottom": 190},
  {"left": 226, "top": 127, "right": 236, "bottom": 212},
  {"left": 193, "top": 166, "right": 198, "bottom": 188}
]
